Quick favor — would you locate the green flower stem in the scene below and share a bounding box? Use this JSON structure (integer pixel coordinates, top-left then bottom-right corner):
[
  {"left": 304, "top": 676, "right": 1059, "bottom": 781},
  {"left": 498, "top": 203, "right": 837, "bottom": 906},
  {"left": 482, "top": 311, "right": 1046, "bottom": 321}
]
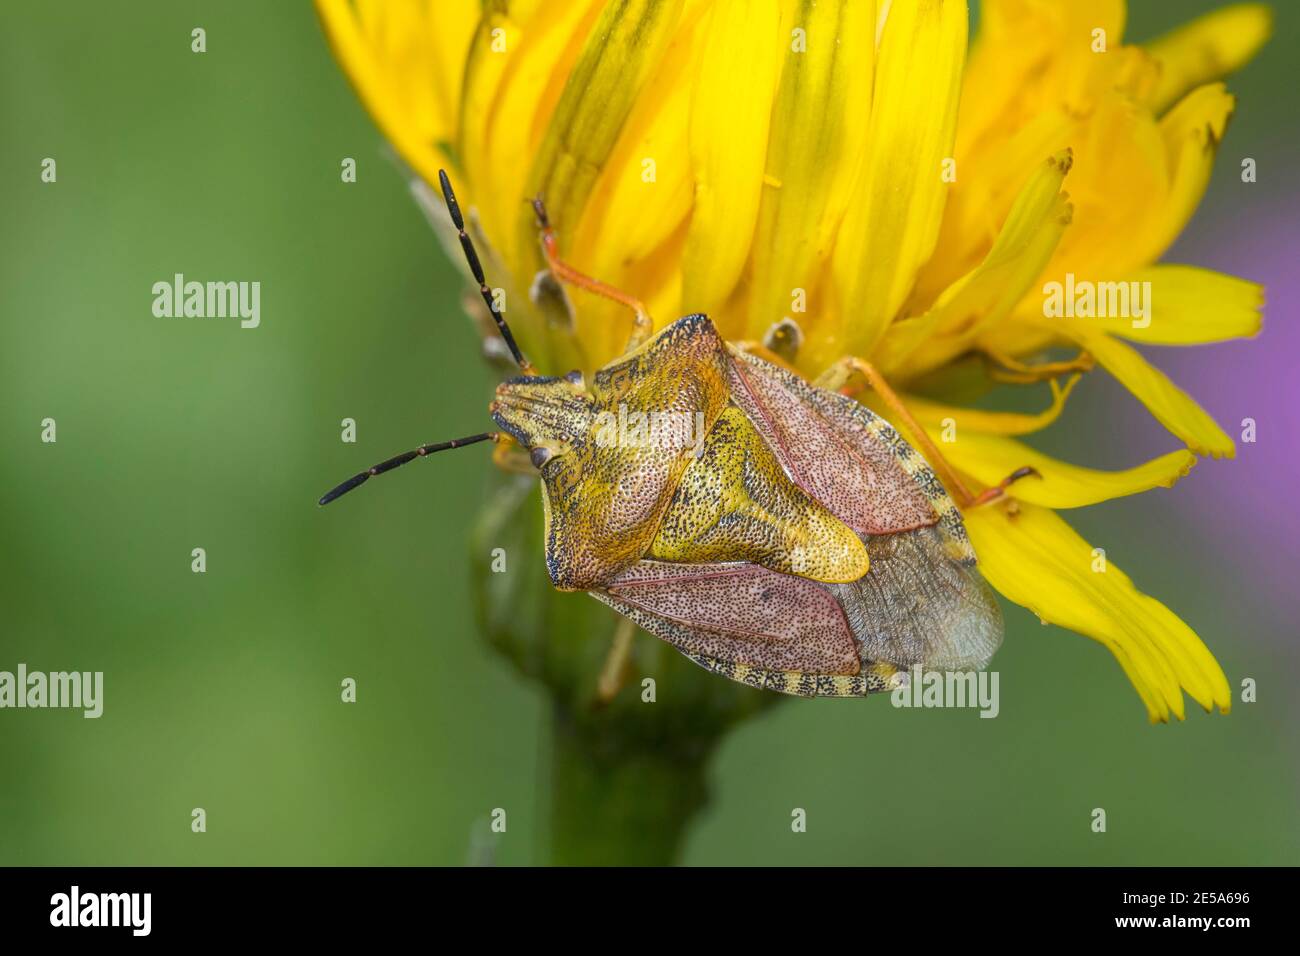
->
[{"left": 547, "top": 705, "right": 709, "bottom": 866}]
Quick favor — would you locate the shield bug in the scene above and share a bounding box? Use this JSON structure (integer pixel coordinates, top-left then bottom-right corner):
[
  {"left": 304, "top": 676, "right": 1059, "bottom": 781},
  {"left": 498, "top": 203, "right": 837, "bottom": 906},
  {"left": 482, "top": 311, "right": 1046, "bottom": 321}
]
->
[{"left": 319, "top": 170, "right": 1037, "bottom": 698}]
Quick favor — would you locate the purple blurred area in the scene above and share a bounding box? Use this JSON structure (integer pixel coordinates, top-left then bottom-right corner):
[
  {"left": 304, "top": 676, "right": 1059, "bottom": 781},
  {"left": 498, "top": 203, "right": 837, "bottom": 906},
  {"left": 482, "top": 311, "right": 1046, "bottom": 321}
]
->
[{"left": 1158, "top": 186, "right": 1300, "bottom": 602}]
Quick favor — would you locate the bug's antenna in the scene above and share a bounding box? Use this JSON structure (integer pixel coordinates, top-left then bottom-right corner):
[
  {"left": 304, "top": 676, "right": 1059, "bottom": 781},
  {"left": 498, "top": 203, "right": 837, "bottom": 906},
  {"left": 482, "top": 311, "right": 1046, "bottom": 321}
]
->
[
  {"left": 438, "top": 169, "right": 532, "bottom": 372},
  {"left": 318, "top": 432, "right": 497, "bottom": 506}
]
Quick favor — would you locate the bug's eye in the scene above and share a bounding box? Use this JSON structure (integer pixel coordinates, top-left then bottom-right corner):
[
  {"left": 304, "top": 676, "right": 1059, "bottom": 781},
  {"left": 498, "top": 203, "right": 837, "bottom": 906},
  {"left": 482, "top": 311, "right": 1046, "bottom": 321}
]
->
[
  {"left": 563, "top": 369, "right": 584, "bottom": 387},
  {"left": 529, "top": 446, "right": 554, "bottom": 469}
]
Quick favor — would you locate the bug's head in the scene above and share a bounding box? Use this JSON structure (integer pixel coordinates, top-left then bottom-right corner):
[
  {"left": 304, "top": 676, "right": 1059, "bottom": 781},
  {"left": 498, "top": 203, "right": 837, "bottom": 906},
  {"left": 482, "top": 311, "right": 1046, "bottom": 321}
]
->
[
  {"left": 318, "top": 169, "right": 588, "bottom": 508},
  {"left": 490, "top": 369, "right": 595, "bottom": 471}
]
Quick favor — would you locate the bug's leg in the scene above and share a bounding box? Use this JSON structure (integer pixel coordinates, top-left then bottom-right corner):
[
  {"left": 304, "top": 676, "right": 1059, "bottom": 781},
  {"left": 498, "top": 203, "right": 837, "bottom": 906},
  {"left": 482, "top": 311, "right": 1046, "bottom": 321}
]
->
[
  {"left": 821, "top": 357, "right": 1043, "bottom": 510},
  {"left": 594, "top": 616, "right": 638, "bottom": 706},
  {"left": 490, "top": 433, "right": 536, "bottom": 475},
  {"left": 966, "top": 465, "right": 1041, "bottom": 507},
  {"left": 532, "top": 197, "right": 654, "bottom": 354},
  {"left": 818, "top": 357, "right": 979, "bottom": 506},
  {"left": 982, "top": 346, "right": 1093, "bottom": 385}
]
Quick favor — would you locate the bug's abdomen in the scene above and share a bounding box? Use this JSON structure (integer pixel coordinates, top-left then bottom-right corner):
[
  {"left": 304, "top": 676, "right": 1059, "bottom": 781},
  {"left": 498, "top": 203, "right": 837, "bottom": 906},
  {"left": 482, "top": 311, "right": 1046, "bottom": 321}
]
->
[{"left": 680, "top": 653, "right": 899, "bottom": 698}]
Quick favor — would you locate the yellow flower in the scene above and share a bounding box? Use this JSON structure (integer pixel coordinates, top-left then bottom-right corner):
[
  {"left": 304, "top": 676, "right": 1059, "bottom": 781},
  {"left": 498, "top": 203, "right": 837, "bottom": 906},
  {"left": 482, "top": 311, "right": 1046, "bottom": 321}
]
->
[{"left": 314, "top": 0, "right": 1269, "bottom": 722}]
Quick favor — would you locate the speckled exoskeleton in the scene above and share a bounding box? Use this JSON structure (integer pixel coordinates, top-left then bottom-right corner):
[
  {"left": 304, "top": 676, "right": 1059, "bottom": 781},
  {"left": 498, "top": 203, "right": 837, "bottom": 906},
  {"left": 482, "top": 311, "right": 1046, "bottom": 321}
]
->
[{"left": 320, "top": 171, "right": 1036, "bottom": 699}]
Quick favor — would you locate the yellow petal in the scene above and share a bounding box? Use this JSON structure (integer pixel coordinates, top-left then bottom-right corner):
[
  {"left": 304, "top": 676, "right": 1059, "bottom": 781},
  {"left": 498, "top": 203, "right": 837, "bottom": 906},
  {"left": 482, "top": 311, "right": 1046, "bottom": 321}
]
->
[
  {"left": 1043, "top": 95, "right": 1169, "bottom": 281},
  {"left": 912, "top": 0, "right": 1123, "bottom": 304},
  {"left": 828, "top": 0, "right": 966, "bottom": 361},
  {"left": 532, "top": 3, "right": 713, "bottom": 367},
  {"left": 933, "top": 76, "right": 1233, "bottom": 293},
  {"left": 966, "top": 501, "right": 1232, "bottom": 722},
  {"left": 519, "top": 0, "right": 686, "bottom": 269},
  {"left": 315, "top": 0, "right": 478, "bottom": 188},
  {"left": 463, "top": 1, "right": 603, "bottom": 269},
  {"left": 903, "top": 374, "right": 1080, "bottom": 436},
  {"left": 569, "top": 2, "right": 710, "bottom": 304},
  {"left": 923, "top": 430, "right": 1197, "bottom": 509},
  {"left": 957, "top": 0, "right": 1126, "bottom": 147},
  {"left": 1124, "top": 83, "right": 1236, "bottom": 271},
  {"left": 355, "top": 0, "right": 479, "bottom": 147},
  {"left": 1076, "top": 265, "right": 1263, "bottom": 345},
  {"left": 1144, "top": 3, "right": 1273, "bottom": 113},
  {"left": 881, "top": 149, "right": 1072, "bottom": 377},
  {"left": 679, "top": 0, "right": 785, "bottom": 328},
  {"left": 745, "top": 0, "right": 878, "bottom": 353},
  {"left": 971, "top": 319, "right": 1056, "bottom": 364},
  {"left": 1048, "top": 327, "right": 1235, "bottom": 458},
  {"left": 459, "top": 7, "right": 530, "bottom": 212}
]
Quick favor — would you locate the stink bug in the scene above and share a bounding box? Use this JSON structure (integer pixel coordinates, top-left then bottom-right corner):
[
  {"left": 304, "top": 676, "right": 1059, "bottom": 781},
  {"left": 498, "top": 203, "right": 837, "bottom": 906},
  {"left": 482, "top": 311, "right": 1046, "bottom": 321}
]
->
[{"left": 319, "top": 171, "right": 1037, "bottom": 698}]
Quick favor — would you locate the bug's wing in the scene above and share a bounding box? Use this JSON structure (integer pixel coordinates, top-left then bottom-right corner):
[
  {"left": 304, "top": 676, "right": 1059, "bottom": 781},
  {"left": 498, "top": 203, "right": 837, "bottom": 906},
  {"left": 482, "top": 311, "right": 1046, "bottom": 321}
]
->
[
  {"left": 833, "top": 526, "right": 1003, "bottom": 673},
  {"left": 593, "top": 560, "right": 861, "bottom": 677},
  {"left": 594, "top": 539, "right": 1000, "bottom": 695},
  {"left": 726, "top": 350, "right": 934, "bottom": 534},
  {"left": 721, "top": 349, "right": 999, "bottom": 672},
  {"left": 727, "top": 349, "right": 975, "bottom": 565}
]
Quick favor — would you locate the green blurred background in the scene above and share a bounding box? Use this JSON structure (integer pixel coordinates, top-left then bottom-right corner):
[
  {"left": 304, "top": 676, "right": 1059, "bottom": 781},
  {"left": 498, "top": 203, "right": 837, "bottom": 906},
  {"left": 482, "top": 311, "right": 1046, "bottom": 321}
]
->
[{"left": 1, "top": 1, "right": 1296, "bottom": 865}]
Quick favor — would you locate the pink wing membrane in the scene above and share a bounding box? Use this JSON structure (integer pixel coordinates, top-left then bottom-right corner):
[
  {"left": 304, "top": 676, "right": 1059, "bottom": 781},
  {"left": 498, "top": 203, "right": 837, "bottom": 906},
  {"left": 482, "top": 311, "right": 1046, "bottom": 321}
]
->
[
  {"left": 727, "top": 355, "right": 936, "bottom": 536},
  {"left": 604, "top": 560, "right": 861, "bottom": 675}
]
